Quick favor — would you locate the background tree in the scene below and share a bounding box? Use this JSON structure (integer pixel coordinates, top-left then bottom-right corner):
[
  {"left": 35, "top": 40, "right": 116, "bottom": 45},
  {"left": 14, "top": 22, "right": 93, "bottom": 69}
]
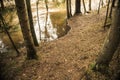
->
[
  {"left": 98, "top": 0, "right": 102, "bottom": 14},
  {"left": 0, "top": 13, "right": 20, "bottom": 56},
  {"left": 89, "top": 0, "right": 91, "bottom": 11},
  {"left": 36, "top": 0, "right": 41, "bottom": 40},
  {"left": 75, "top": 0, "right": 82, "bottom": 14},
  {"left": 69, "top": 0, "right": 72, "bottom": 16},
  {"left": 93, "top": 0, "right": 120, "bottom": 72},
  {"left": 109, "top": 0, "right": 116, "bottom": 18},
  {"left": 0, "top": 0, "right": 4, "bottom": 10},
  {"left": 26, "top": 0, "right": 39, "bottom": 46},
  {"left": 82, "top": 0, "right": 87, "bottom": 13},
  {"left": 66, "top": 0, "right": 72, "bottom": 19},
  {"left": 103, "top": 0, "right": 110, "bottom": 29},
  {"left": 15, "top": 0, "right": 38, "bottom": 59}
]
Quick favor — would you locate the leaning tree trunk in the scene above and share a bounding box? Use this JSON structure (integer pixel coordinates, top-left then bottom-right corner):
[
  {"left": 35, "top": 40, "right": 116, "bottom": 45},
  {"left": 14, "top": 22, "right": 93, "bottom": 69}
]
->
[
  {"left": 15, "top": 0, "right": 38, "bottom": 59},
  {"left": 82, "top": 0, "right": 87, "bottom": 14},
  {"left": 0, "top": 13, "right": 20, "bottom": 56},
  {"left": 26, "top": 0, "right": 39, "bottom": 46},
  {"left": 93, "top": 0, "right": 120, "bottom": 71}
]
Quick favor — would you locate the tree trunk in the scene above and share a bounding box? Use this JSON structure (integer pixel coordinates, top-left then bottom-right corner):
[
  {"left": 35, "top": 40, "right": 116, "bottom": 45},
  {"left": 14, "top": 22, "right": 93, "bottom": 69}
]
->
[
  {"left": 109, "top": 0, "right": 116, "bottom": 18},
  {"left": 98, "top": 0, "right": 102, "bottom": 14},
  {"left": 36, "top": 1, "right": 41, "bottom": 40},
  {"left": 0, "top": 0, "right": 4, "bottom": 10},
  {"left": 26, "top": 0, "right": 39, "bottom": 46},
  {"left": 89, "top": 0, "right": 91, "bottom": 11},
  {"left": 82, "top": 0, "right": 87, "bottom": 13},
  {"left": 66, "top": 0, "right": 71, "bottom": 18},
  {"left": 75, "top": 0, "right": 82, "bottom": 14},
  {"left": 69, "top": 0, "right": 72, "bottom": 16},
  {"left": 44, "top": 0, "right": 50, "bottom": 40},
  {"left": 15, "top": 0, "right": 38, "bottom": 59},
  {"left": 0, "top": 13, "right": 20, "bottom": 56},
  {"left": 93, "top": 0, "right": 120, "bottom": 72},
  {"left": 103, "top": 0, "right": 110, "bottom": 29}
]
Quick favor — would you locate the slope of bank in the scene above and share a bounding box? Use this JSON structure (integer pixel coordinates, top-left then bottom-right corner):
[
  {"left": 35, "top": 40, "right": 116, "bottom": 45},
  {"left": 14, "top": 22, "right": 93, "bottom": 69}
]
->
[{"left": 0, "top": 7, "right": 111, "bottom": 80}]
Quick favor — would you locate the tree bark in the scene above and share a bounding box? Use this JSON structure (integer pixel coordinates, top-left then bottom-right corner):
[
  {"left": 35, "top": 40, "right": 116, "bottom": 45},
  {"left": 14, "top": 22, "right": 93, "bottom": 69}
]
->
[
  {"left": 44, "top": 0, "right": 50, "bottom": 40},
  {"left": 26, "top": 0, "right": 39, "bottom": 46},
  {"left": 66, "top": 0, "right": 71, "bottom": 18},
  {"left": 98, "top": 0, "right": 102, "bottom": 14},
  {"left": 0, "top": 0, "right": 4, "bottom": 10},
  {"left": 69, "top": 0, "right": 72, "bottom": 16},
  {"left": 0, "top": 13, "right": 20, "bottom": 56},
  {"left": 15, "top": 0, "right": 38, "bottom": 59},
  {"left": 109, "top": 0, "right": 116, "bottom": 18},
  {"left": 93, "top": 0, "right": 120, "bottom": 71},
  {"left": 36, "top": 1, "right": 41, "bottom": 40},
  {"left": 82, "top": 0, "right": 87, "bottom": 13},
  {"left": 89, "top": 0, "right": 91, "bottom": 11},
  {"left": 103, "top": 0, "right": 110, "bottom": 29},
  {"left": 75, "top": 0, "right": 82, "bottom": 14}
]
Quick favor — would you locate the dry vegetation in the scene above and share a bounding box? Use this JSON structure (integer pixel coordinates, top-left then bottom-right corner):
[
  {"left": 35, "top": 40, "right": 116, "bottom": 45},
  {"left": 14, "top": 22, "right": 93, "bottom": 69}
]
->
[{"left": 1, "top": 6, "right": 117, "bottom": 80}]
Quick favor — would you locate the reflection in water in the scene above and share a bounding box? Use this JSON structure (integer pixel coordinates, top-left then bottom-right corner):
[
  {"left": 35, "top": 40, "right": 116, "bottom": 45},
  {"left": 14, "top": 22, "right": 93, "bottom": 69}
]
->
[
  {"left": 0, "top": 39, "right": 8, "bottom": 53},
  {"left": 31, "top": 0, "right": 70, "bottom": 43},
  {"left": 34, "top": 12, "right": 58, "bottom": 43}
]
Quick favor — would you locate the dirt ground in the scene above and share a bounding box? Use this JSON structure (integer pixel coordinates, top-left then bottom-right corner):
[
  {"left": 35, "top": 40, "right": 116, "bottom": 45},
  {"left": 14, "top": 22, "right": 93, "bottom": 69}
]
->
[{"left": 0, "top": 7, "right": 112, "bottom": 80}]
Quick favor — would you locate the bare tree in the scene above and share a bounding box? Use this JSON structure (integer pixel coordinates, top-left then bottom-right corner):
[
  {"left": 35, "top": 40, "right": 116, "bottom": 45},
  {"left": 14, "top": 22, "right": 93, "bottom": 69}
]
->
[
  {"left": 98, "top": 0, "right": 102, "bottom": 14},
  {"left": 93, "top": 0, "right": 120, "bottom": 72},
  {"left": 66, "top": 0, "right": 72, "bottom": 18},
  {"left": 36, "top": 0, "right": 41, "bottom": 41},
  {"left": 109, "top": 0, "right": 116, "bottom": 18},
  {"left": 82, "top": 0, "right": 87, "bottom": 13},
  {"left": 15, "top": 0, "right": 38, "bottom": 59},
  {"left": 103, "top": 0, "right": 111, "bottom": 29},
  {"left": 75, "top": 0, "right": 82, "bottom": 14},
  {"left": 0, "top": 13, "right": 20, "bottom": 56},
  {"left": 26, "top": 0, "right": 39, "bottom": 46},
  {"left": 89, "top": 0, "right": 91, "bottom": 11},
  {"left": 0, "top": 0, "right": 4, "bottom": 10}
]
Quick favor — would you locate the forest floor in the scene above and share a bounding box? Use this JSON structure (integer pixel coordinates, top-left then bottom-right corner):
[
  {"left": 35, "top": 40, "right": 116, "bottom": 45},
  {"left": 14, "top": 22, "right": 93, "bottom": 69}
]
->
[{"left": 1, "top": 7, "right": 117, "bottom": 80}]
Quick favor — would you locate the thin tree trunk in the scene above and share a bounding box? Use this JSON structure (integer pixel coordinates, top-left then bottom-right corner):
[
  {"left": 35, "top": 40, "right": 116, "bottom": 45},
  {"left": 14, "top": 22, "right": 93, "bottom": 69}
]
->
[
  {"left": 69, "top": 0, "right": 72, "bottom": 16},
  {"left": 82, "top": 0, "right": 87, "bottom": 14},
  {"left": 15, "top": 0, "right": 38, "bottom": 59},
  {"left": 103, "top": 0, "right": 110, "bottom": 29},
  {"left": 89, "top": 0, "right": 91, "bottom": 11},
  {"left": 36, "top": 1, "right": 41, "bottom": 41},
  {"left": 44, "top": 0, "right": 49, "bottom": 40},
  {"left": 0, "top": 13, "right": 20, "bottom": 56},
  {"left": 101, "top": 0, "right": 104, "bottom": 7},
  {"left": 98, "top": 0, "right": 102, "bottom": 14},
  {"left": 93, "top": 0, "right": 120, "bottom": 71},
  {"left": 66, "top": 0, "right": 70, "bottom": 19},
  {"left": 26, "top": 0, "right": 39, "bottom": 46},
  {"left": 109, "top": 0, "right": 116, "bottom": 18}
]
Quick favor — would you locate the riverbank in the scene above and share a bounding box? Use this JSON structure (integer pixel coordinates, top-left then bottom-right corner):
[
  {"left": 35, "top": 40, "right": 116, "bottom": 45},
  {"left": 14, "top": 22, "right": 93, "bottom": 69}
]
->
[{"left": 0, "top": 7, "right": 112, "bottom": 80}]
